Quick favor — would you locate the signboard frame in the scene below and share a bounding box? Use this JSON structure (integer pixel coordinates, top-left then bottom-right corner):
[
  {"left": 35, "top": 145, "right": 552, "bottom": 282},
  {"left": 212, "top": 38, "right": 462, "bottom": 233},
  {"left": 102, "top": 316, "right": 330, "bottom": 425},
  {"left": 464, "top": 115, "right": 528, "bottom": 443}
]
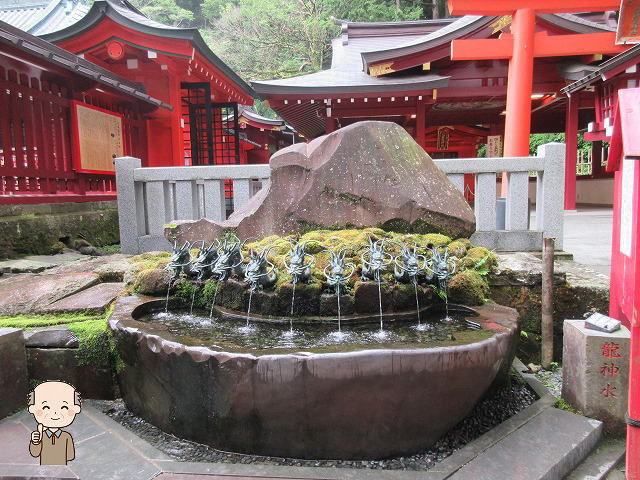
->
[{"left": 71, "top": 101, "right": 124, "bottom": 175}]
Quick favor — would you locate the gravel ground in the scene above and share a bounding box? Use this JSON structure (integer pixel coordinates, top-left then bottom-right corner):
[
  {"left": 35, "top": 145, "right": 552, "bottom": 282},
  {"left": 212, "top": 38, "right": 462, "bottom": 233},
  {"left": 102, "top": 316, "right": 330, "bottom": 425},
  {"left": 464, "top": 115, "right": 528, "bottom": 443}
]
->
[
  {"left": 534, "top": 367, "right": 563, "bottom": 398},
  {"left": 93, "top": 377, "right": 536, "bottom": 471}
]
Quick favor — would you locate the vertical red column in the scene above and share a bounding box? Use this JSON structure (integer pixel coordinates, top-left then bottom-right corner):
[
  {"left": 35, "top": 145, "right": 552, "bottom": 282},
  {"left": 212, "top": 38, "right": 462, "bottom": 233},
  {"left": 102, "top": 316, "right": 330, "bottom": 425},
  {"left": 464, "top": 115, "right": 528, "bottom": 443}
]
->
[
  {"left": 325, "top": 117, "right": 335, "bottom": 134},
  {"left": 501, "top": 7, "right": 536, "bottom": 197},
  {"left": 627, "top": 158, "right": 640, "bottom": 480},
  {"left": 565, "top": 93, "right": 578, "bottom": 210}
]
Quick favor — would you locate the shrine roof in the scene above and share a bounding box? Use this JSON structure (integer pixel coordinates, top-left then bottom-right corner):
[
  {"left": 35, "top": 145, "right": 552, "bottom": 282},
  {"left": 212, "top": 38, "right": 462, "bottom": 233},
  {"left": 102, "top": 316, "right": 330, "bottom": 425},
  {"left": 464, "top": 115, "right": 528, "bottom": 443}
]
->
[
  {"left": 39, "top": 0, "right": 255, "bottom": 99},
  {"left": 0, "top": 0, "right": 90, "bottom": 35},
  {"left": 238, "top": 106, "right": 285, "bottom": 127},
  {"left": 360, "top": 13, "right": 615, "bottom": 69},
  {"left": 252, "top": 28, "right": 449, "bottom": 96},
  {"left": 562, "top": 43, "right": 640, "bottom": 94},
  {"left": 0, "top": 19, "right": 171, "bottom": 110}
]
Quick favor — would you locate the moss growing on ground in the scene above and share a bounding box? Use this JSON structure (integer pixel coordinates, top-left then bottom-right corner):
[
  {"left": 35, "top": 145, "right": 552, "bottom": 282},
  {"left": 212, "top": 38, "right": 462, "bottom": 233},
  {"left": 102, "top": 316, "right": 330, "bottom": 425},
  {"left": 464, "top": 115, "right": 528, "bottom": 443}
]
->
[
  {"left": 0, "top": 308, "right": 121, "bottom": 371},
  {"left": 0, "top": 312, "right": 103, "bottom": 329}
]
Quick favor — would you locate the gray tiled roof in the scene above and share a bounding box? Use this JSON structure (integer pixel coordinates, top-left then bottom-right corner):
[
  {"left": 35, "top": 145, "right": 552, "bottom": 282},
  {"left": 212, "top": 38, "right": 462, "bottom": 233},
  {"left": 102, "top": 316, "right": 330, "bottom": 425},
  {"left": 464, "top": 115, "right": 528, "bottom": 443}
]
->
[
  {"left": 0, "top": 0, "right": 89, "bottom": 35},
  {"left": 253, "top": 34, "right": 449, "bottom": 95}
]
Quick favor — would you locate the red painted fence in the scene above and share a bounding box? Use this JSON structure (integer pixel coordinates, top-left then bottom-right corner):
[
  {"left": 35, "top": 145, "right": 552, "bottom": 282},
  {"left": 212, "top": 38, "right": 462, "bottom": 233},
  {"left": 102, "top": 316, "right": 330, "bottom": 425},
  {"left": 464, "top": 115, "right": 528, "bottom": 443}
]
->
[{"left": 0, "top": 65, "right": 147, "bottom": 204}]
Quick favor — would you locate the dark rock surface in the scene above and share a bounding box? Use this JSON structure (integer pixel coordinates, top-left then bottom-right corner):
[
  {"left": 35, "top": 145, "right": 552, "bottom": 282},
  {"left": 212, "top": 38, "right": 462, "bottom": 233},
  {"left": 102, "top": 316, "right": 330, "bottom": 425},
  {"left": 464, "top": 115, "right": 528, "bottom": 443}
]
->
[
  {"left": 166, "top": 121, "right": 475, "bottom": 244},
  {"left": 23, "top": 327, "right": 79, "bottom": 348},
  {"left": 318, "top": 292, "right": 355, "bottom": 316},
  {"left": 27, "top": 348, "right": 116, "bottom": 399},
  {"left": 0, "top": 328, "right": 28, "bottom": 419}
]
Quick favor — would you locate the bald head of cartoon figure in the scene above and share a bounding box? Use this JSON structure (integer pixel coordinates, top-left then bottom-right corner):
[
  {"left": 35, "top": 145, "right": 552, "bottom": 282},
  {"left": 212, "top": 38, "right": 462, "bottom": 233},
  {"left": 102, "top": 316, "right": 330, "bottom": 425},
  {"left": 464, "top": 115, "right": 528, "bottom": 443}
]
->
[{"left": 28, "top": 381, "right": 81, "bottom": 429}]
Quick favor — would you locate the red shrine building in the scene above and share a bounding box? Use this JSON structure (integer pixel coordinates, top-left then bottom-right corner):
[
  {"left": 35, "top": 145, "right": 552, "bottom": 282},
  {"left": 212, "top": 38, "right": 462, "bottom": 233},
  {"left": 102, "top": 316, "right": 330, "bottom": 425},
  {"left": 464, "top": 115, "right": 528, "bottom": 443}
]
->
[
  {"left": 0, "top": 19, "right": 167, "bottom": 202},
  {"left": 39, "top": 0, "right": 256, "bottom": 168},
  {"left": 252, "top": 13, "right": 629, "bottom": 209}
]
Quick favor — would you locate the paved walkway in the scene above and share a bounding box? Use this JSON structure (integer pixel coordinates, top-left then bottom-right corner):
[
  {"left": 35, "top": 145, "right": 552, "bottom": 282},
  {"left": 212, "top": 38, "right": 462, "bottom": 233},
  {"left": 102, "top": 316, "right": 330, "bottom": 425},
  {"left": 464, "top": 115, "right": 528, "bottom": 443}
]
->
[{"left": 562, "top": 207, "right": 613, "bottom": 277}]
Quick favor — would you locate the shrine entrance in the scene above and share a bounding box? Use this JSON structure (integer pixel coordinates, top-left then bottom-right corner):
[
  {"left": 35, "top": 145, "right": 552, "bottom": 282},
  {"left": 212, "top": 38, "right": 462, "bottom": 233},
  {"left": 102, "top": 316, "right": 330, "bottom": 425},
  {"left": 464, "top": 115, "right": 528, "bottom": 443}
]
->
[{"left": 180, "top": 82, "right": 241, "bottom": 167}]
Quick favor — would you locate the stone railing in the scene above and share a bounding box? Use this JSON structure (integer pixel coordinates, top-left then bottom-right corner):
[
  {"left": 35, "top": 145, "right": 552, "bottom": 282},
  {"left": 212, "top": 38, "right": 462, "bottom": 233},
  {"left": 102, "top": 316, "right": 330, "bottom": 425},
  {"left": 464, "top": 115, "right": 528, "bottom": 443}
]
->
[
  {"left": 115, "top": 142, "right": 564, "bottom": 254},
  {"left": 439, "top": 142, "right": 565, "bottom": 251},
  {"left": 115, "top": 161, "right": 270, "bottom": 253}
]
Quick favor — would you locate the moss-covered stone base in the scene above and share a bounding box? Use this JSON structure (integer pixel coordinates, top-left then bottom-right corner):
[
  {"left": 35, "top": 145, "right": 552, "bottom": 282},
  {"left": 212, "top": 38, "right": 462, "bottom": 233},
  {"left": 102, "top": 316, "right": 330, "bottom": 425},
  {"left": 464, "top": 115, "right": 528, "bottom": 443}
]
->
[{"left": 0, "top": 202, "right": 119, "bottom": 258}]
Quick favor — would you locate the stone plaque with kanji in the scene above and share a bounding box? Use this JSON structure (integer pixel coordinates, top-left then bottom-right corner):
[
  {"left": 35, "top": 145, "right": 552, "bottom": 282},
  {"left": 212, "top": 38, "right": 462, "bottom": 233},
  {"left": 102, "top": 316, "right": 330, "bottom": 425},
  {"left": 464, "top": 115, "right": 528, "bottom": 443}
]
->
[{"left": 562, "top": 319, "right": 630, "bottom": 435}]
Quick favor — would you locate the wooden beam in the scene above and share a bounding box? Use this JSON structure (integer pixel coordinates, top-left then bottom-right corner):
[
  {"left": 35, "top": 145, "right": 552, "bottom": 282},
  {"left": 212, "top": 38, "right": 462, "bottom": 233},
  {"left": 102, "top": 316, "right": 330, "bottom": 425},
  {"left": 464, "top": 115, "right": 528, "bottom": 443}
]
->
[
  {"left": 448, "top": 0, "right": 619, "bottom": 15},
  {"left": 533, "top": 32, "right": 626, "bottom": 57},
  {"left": 451, "top": 35, "right": 514, "bottom": 61},
  {"left": 452, "top": 32, "right": 625, "bottom": 61}
]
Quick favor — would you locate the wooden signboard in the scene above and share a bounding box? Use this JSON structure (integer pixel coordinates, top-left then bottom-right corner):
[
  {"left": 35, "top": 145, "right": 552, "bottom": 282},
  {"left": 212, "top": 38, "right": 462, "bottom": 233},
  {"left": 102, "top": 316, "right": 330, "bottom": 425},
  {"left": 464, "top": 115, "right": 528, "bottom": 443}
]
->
[
  {"left": 487, "top": 135, "right": 502, "bottom": 157},
  {"left": 71, "top": 101, "right": 124, "bottom": 174}
]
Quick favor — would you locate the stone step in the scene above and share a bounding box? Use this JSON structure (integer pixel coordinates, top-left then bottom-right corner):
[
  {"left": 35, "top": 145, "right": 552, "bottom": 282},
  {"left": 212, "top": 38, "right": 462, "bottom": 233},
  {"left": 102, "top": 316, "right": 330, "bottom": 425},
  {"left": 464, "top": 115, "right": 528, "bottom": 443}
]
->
[
  {"left": 0, "top": 252, "right": 86, "bottom": 274},
  {"left": 565, "top": 438, "right": 626, "bottom": 480},
  {"left": 0, "top": 272, "right": 99, "bottom": 315},
  {"left": 448, "top": 408, "right": 603, "bottom": 480},
  {"left": 42, "top": 282, "right": 125, "bottom": 314}
]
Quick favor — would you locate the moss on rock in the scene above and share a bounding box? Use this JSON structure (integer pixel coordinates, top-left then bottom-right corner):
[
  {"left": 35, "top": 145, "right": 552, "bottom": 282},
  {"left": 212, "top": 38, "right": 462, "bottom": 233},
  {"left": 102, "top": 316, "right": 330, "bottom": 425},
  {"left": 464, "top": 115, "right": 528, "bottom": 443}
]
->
[
  {"left": 448, "top": 270, "right": 489, "bottom": 306},
  {"left": 133, "top": 268, "right": 170, "bottom": 296},
  {"left": 459, "top": 246, "right": 498, "bottom": 273}
]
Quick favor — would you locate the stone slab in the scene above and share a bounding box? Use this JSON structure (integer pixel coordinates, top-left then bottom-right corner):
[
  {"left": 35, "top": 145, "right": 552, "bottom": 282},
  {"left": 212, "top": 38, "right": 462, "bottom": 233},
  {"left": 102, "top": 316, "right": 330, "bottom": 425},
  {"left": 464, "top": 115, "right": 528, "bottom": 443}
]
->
[
  {"left": 565, "top": 438, "right": 626, "bottom": 480},
  {"left": 0, "top": 272, "right": 99, "bottom": 315},
  {"left": 0, "top": 418, "right": 35, "bottom": 466},
  {"left": 43, "top": 282, "right": 124, "bottom": 314},
  {"left": 0, "top": 252, "right": 88, "bottom": 274},
  {"left": 23, "top": 326, "right": 79, "bottom": 348},
  {"left": 562, "top": 320, "right": 630, "bottom": 436},
  {"left": 448, "top": 408, "right": 602, "bottom": 480},
  {"left": 0, "top": 328, "right": 28, "bottom": 419}
]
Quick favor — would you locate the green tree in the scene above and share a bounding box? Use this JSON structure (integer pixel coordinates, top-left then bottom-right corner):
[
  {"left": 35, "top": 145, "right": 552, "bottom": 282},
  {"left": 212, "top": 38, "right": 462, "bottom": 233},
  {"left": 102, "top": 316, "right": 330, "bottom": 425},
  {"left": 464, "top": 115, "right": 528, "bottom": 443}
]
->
[
  {"left": 129, "top": 0, "right": 195, "bottom": 27},
  {"left": 205, "top": 0, "right": 422, "bottom": 81}
]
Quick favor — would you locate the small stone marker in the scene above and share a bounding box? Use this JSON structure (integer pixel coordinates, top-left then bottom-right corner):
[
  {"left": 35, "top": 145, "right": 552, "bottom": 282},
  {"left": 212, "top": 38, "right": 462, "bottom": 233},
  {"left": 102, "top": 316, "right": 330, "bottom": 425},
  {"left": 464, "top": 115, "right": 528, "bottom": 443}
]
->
[{"left": 562, "top": 319, "right": 630, "bottom": 435}]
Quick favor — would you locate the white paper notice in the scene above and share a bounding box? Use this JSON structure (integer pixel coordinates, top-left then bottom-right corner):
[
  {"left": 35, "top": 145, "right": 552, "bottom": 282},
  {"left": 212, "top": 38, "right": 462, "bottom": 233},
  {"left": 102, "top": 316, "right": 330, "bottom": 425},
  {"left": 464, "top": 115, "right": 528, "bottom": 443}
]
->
[{"left": 620, "top": 157, "right": 635, "bottom": 257}]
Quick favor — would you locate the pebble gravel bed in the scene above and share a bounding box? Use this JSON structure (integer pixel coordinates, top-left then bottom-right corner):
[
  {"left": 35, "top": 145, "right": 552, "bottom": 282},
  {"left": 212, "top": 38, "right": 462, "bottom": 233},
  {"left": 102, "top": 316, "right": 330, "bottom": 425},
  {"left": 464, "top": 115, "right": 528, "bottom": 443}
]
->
[
  {"left": 534, "top": 367, "right": 563, "bottom": 398},
  {"left": 93, "top": 377, "right": 536, "bottom": 471}
]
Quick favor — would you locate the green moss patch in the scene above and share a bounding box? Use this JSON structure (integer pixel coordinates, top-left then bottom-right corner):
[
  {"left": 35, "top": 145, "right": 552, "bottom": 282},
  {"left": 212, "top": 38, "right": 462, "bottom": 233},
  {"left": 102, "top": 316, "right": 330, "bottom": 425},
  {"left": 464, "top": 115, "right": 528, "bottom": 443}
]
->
[{"left": 0, "top": 312, "right": 102, "bottom": 329}]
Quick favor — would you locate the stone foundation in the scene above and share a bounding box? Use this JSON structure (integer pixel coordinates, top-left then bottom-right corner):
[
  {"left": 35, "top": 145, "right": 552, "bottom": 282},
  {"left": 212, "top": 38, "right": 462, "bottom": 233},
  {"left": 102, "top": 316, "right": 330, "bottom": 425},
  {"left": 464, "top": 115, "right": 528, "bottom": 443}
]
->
[{"left": 0, "top": 201, "right": 119, "bottom": 258}]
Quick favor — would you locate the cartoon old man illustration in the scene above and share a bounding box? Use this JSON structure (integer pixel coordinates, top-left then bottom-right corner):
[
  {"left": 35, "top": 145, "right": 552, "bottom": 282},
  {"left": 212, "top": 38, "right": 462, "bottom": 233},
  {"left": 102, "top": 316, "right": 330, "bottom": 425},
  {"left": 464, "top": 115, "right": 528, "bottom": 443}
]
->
[{"left": 27, "top": 381, "right": 81, "bottom": 465}]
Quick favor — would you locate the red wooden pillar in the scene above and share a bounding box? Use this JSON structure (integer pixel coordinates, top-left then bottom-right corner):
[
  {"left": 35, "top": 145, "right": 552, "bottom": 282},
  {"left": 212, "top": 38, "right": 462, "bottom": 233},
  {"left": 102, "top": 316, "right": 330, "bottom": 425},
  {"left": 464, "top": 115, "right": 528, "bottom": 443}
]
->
[
  {"left": 325, "top": 117, "right": 335, "bottom": 134},
  {"left": 503, "top": 7, "right": 535, "bottom": 158},
  {"left": 500, "top": 7, "right": 535, "bottom": 197},
  {"left": 591, "top": 140, "right": 603, "bottom": 177},
  {"left": 565, "top": 93, "right": 579, "bottom": 210}
]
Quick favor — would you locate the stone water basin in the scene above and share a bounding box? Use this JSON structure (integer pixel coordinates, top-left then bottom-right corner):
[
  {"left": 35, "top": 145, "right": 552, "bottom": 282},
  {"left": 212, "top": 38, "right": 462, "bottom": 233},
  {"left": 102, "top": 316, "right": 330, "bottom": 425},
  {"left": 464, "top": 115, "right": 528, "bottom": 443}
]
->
[{"left": 109, "top": 295, "right": 519, "bottom": 460}]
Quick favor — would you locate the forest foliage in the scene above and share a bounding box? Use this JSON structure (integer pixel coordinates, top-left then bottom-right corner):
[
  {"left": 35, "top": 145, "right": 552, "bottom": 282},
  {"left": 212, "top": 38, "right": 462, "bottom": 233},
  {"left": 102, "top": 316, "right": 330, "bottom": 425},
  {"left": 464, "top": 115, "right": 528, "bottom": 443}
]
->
[{"left": 130, "top": 0, "right": 444, "bottom": 81}]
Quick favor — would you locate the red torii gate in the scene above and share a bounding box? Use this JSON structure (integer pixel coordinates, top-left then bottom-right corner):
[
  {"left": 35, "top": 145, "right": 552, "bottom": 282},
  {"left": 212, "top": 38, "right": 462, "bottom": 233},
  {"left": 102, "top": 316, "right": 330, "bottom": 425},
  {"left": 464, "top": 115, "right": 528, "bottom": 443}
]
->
[{"left": 447, "top": 0, "right": 625, "bottom": 203}]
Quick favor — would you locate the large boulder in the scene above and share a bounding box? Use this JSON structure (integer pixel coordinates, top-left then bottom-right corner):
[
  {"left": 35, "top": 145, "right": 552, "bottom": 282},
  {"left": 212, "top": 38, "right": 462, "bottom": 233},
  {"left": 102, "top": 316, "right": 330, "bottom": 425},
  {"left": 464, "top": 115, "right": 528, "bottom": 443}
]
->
[{"left": 166, "top": 121, "right": 475, "bottom": 243}]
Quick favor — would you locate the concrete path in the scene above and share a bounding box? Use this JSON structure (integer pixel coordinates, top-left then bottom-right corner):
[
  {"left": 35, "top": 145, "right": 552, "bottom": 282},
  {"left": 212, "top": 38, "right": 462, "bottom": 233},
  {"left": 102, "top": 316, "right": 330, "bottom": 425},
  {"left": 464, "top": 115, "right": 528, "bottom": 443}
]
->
[
  {"left": 562, "top": 207, "right": 613, "bottom": 277},
  {"left": 0, "top": 394, "right": 603, "bottom": 480}
]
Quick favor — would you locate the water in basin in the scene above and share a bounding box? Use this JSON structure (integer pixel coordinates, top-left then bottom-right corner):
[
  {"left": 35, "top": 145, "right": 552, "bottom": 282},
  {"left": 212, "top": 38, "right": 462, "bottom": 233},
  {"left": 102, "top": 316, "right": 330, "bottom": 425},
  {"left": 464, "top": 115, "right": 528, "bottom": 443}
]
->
[{"left": 139, "top": 311, "right": 493, "bottom": 355}]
